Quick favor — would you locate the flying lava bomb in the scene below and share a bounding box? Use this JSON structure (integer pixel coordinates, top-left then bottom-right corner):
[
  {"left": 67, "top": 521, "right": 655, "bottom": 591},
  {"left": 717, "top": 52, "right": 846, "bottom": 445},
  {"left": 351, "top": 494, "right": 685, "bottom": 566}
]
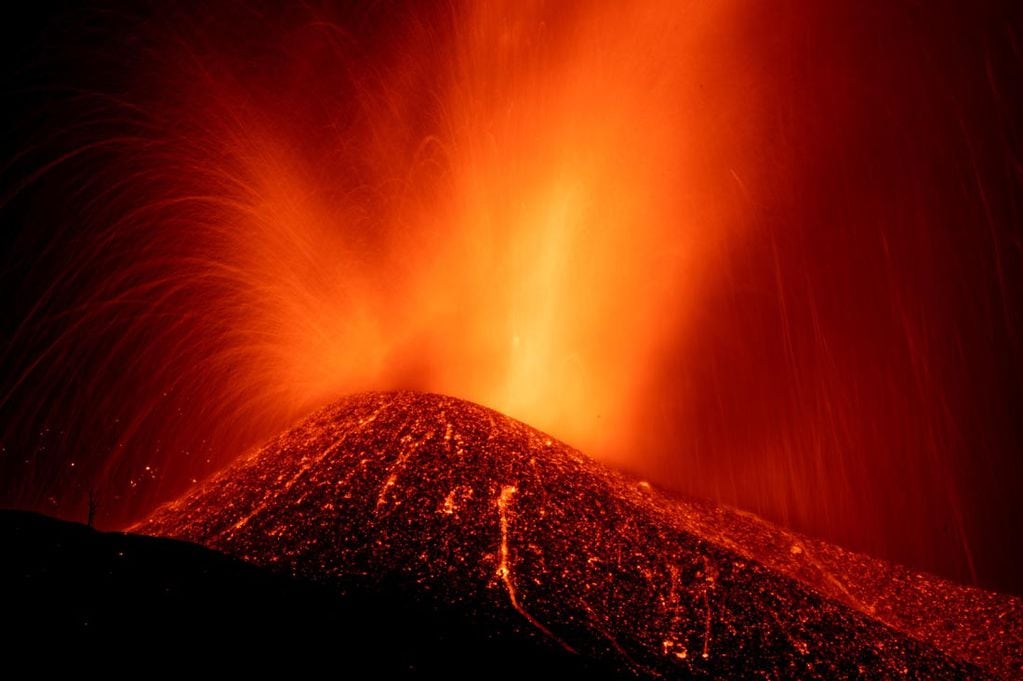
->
[{"left": 1, "top": 1, "right": 1022, "bottom": 676}]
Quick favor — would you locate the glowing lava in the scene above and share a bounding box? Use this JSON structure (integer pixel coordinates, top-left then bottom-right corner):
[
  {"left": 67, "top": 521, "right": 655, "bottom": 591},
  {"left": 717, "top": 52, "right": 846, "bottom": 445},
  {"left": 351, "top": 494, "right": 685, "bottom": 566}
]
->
[{"left": 139, "top": 393, "right": 1021, "bottom": 678}]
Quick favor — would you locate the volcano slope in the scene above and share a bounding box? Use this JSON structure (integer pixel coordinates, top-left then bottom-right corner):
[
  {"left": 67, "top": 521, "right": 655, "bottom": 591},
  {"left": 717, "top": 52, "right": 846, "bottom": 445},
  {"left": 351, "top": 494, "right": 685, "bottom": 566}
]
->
[{"left": 138, "top": 392, "right": 1021, "bottom": 678}]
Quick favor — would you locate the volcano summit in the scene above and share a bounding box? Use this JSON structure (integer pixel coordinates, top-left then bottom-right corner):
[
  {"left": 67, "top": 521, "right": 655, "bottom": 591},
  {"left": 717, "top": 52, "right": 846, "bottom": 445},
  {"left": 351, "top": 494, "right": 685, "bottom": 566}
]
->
[{"left": 138, "top": 392, "right": 1020, "bottom": 678}]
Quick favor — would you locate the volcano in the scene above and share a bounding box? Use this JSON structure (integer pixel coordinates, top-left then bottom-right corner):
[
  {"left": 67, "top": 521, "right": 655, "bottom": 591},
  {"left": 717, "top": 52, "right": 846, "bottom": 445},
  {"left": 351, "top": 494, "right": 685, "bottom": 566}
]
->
[{"left": 138, "top": 392, "right": 1021, "bottom": 678}]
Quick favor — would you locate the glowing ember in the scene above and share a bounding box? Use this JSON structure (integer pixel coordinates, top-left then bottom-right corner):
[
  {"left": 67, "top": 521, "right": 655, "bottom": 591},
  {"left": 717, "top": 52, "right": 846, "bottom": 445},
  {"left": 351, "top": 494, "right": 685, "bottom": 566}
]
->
[{"left": 139, "top": 393, "right": 1021, "bottom": 678}]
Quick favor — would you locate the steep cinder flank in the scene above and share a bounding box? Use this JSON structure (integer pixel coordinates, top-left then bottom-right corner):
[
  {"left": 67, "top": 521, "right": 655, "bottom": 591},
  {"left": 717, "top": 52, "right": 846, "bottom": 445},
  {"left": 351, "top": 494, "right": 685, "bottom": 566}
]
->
[{"left": 139, "top": 392, "right": 1020, "bottom": 678}]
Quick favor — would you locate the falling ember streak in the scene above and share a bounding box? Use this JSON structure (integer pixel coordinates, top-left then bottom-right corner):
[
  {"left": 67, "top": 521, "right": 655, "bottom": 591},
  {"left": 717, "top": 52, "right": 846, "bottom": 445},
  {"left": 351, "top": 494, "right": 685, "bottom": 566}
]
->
[
  {"left": 377, "top": 431, "right": 430, "bottom": 511},
  {"left": 701, "top": 588, "right": 711, "bottom": 660},
  {"left": 375, "top": 474, "right": 398, "bottom": 512},
  {"left": 441, "top": 489, "right": 457, "bottom": 515},
  {"left": 496, "top": 484, "right": 576, "bottom": 654}
]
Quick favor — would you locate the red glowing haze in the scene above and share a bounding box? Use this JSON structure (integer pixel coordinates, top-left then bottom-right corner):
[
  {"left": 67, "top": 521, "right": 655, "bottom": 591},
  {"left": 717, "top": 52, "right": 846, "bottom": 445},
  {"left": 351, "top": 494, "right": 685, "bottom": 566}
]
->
[{"left": 0, "top": 1, "right": 1021, "bottom": 594}]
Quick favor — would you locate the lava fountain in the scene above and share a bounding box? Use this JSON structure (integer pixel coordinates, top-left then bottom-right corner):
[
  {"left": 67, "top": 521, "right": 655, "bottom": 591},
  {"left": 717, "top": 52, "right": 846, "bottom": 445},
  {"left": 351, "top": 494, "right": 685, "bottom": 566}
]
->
[
  {"left": 1, "top": 0, "right": 1022, "bottom": 598},
  {"left": 0, "top": 1, "right": 758, "bottom": 531}
]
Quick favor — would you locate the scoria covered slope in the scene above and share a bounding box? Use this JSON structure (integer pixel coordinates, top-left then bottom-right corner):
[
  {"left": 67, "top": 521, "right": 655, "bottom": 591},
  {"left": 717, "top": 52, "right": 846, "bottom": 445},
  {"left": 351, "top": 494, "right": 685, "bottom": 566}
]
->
[{"left": 138, "top": 392, "right": 1020, "bottom": 678}]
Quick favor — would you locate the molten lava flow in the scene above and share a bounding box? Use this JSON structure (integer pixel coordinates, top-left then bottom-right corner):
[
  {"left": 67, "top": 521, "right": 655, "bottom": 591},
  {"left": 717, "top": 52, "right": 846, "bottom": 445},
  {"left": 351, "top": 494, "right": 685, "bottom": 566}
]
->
[
  {"left": 139, "top": 393, "right": 1021, "bottom": 679},
  {"left": 1, "top": 1, "right": 1022, "bottom": 598},
  {"left": 495, "top": 483, "right": 575, "bottom": 653}
]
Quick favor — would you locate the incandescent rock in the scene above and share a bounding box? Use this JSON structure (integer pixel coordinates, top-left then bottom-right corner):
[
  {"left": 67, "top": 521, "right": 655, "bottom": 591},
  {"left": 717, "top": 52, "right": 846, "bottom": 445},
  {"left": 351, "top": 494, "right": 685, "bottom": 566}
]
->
[{"left": 139, "top": 392, "right": 1021, "bottom": 678}]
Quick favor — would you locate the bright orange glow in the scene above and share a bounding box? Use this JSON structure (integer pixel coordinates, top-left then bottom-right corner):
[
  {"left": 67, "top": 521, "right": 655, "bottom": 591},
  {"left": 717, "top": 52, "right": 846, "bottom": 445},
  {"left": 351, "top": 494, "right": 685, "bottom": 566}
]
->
[
  {"left": 154, "top": 1, "right": 754, "bottom": 463},
  {"left": 386, "top": 2, "right": 752, "bottom": 460}
]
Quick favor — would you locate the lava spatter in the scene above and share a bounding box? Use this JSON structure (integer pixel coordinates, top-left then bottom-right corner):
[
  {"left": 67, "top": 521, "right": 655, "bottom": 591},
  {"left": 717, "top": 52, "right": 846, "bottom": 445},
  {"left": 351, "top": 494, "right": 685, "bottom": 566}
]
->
[{"left": 138, "top": 392, "right": 1020, "bottom": 678}]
